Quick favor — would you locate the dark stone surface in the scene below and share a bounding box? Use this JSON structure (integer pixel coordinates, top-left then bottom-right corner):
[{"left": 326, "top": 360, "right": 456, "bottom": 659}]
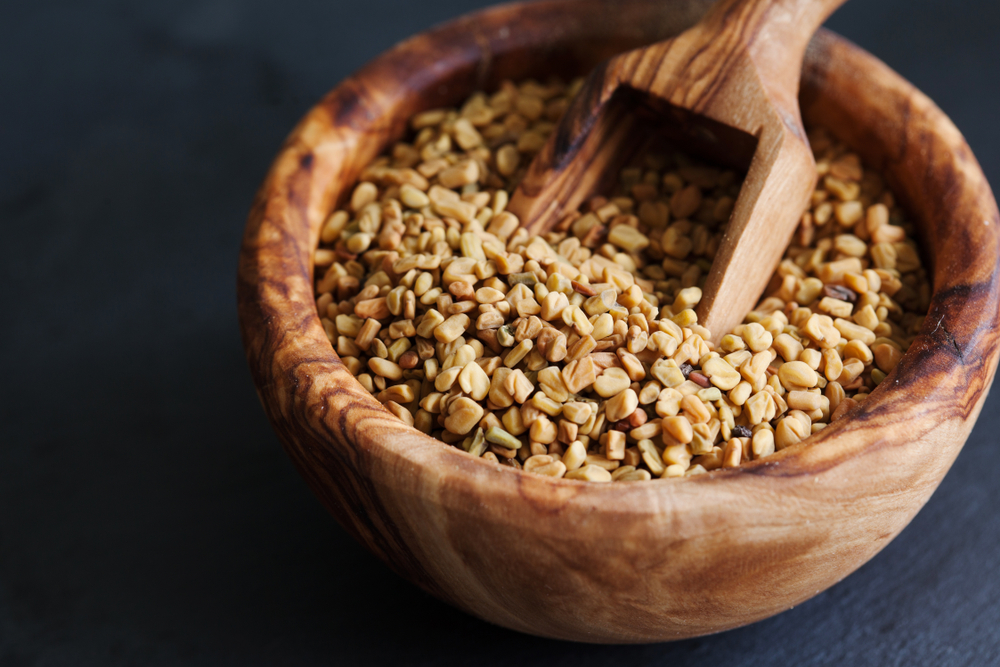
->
[{"left": 2, "top": 1, "right": 999, "bottom": 664}]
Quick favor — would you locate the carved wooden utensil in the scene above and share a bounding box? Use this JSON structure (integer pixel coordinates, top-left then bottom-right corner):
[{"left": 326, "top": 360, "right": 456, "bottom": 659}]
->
[{"left": 508, "top": 0, "right": 845, "bottom": 339}]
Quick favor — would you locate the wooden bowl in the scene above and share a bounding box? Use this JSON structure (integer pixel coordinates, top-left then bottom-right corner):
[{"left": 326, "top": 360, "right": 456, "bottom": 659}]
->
[{"left": 237, "top": 0, "right": 1000, "bottom": 643}]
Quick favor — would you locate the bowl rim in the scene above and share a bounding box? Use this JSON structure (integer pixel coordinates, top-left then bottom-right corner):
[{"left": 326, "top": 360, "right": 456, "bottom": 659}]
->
[{"left": 237, "top": 0, "right": 1000, "bottom": 512}]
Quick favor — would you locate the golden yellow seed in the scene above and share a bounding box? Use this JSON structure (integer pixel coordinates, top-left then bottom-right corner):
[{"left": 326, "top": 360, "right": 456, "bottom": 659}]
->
[
  {"left": 523, "top": 455, "right": 567, "bottom": 478},
  {"left": 834, "top": 317, "right": 877, "bottom": 345},
  {"left": 744, "top": 391, "right": 774, "bottom": 426},
  {"left": 399, "top": 183, "right": 430, "bottom": 208},
  {"left": 593, "top": 367, "right": 632, "bottom": 398},
  {"left": 368, "top": 357, "right": 402, "bottom": 380},
  {"left": 778, "top": 361, "right": 819, "bottom": 391},
  {"left": 458, "top": 361, "right": 491, "bottom": 401},
  {"left": 701, "top": 357, "right": 741, "bottom": 391},
  {"left": 434, "top": 314, "right": 471, "bottom": 343},
  {"left": 729, "top": 381, "right": 752, "bottom": 406},
  {"left": 822, "top": 348, "right": 844, "bottom": 382},
  {"left": 741, "top": 322, "right": 773, "bottom": 353},
  {"left": 786, "top": 390, "right": 823, "bottom": 411},
  {"left": 680, "top": 394, "right": 710, "bottom": 424},
  {"left": 752, "top": 428, "right": 775, "bottom": 458},
  {"left": 444, "top": 397, "right": 485, "bottom": 435},
  {"left": 565, "top": 465, "right": 613, "bottom": 482},
  {"left": 663, "top": 416, "right": 694, "bottom": 444},
  {"left": 529, "top": 415, "right": 558, "bottom": 444},
  {"left": 602, "top": 430, "right": 627, "bottom": 460},
  {"left": 873, "top": 343, "right": 903, "bottom": 373},
  {"left": 562, "top": 440, "right": 588, "bottom": 471},
  {"left": 819, "top": 297, "right": 853, "bottom": 319},
  {"left": 801, "top": 313, "right": 842, "bottom": 349},
  {"left": 606, "top": 388, "right": 639, "bottom": 422}
]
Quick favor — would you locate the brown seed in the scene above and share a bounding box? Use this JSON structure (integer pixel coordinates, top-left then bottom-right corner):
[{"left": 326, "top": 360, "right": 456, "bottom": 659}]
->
[
  {"left": 571, "top": 280, "right": 597, "bottom": 297},
  {"left": 688, "top": 372, "right": 711, "bottom": 388},
  {"left": 823, "top": 284, "right": 857, "bottom": 303}
]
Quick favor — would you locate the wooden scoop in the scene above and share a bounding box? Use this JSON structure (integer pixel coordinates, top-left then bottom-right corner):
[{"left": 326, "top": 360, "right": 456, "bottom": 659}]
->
[{"left": 507, "top": 0, "right": 846, "bottom": 339}]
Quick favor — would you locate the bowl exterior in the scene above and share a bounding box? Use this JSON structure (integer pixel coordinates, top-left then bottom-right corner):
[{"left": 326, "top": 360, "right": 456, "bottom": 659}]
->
[{"left": 238, "top": 0, "right": 1000, "bottom": 642}]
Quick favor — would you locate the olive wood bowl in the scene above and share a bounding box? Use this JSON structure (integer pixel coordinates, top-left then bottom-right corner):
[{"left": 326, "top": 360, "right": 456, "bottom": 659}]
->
[{"left": 238, "top": 0, "right": 1000, "bottom": 643}]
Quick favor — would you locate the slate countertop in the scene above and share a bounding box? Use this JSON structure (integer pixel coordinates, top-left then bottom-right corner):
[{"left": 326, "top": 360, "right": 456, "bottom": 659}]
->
[{"left": 3, "top": 1, "right": 999, "bottom": 665}]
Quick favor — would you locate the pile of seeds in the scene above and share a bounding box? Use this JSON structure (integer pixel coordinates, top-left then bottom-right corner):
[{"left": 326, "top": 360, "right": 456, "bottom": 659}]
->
[{"left": 313, "top": 77, "right": 930, "bottom": 482}]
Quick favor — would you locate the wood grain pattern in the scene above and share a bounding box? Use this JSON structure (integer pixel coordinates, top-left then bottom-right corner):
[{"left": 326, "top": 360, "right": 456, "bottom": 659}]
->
[
  {"left": 237, "top": 0, "right": 1000, "bottom": 643},
  {"left": 507, "top": 0, "right": 845, "bottom": 340}
]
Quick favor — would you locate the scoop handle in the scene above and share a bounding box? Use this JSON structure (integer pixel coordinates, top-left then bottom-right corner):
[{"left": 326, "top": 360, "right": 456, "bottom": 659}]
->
[
  {"left": 716, "top": 0, "right": 849, "bottom": 113},
  {"left": 509, "top": 0, "right": 846, "bottom": 233}
]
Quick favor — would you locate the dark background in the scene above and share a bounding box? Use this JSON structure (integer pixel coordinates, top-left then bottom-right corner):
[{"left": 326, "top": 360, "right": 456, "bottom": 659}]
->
[{"left": 3, "top": 0, "right": 999, "bottom": 664}]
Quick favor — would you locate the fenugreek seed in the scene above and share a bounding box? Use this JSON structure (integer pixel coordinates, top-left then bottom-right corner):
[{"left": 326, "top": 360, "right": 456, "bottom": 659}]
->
[
  {"left": 504, "top": 339, "right": 533, "bottom": 367},
  {"left": 742, "top": 322, "right": 773, "bottom": 353},
  {"left": 834, "top": 318, "right": 877, "bottom": 345},
  {"left": 384, "top": 401, "right": 414, "bottom": 426},
  {"left": 873, "top": 343, "right": 902, "bottom": 373},
  {"left": 802, "top": 313, "right": 842, "bottom": 349},
  {"left": 671, "top": 184, "right": 702, "bottom": 219},
  {"left": 775, "top": 415, "right": 810, "bottom": 450},
  {"left": 496, "top": 324, "right": 516, "bottom": 348},
  {"left": 820, "top": 348, "right": 843, "bottom": 382},
  {"left": 602, "top": 430, "right": 627, "bottom": 460},
  {"left": 531, "top": 393, "right": 563, "bottom": 417},
  {"left": 320, "top": 210, "right": 350, "bottom": 244},
  {"left": 562, "top": 440, "right": 588, "bottom": 471},
  {"left": 434, "top": 314, "right": 471, "bottom": 343},
  {"left": 569, "top": 307, "right": 594, "bottom": 337},
  {"left": 399, "top": 183, "right": 430, "bottom": 209},
  {"left": 378, "top": 384, "right": 415, "bottom": 404},
  {"left": 476, "top": 287, "right": 505, "bottom": 304},
  {"left": 444, "top": 397, "right": 485, "bottom": 435},
  {"left": 566, "top": 334, "right": 597, "bottom": 362},
  {"left": 607, "top": 224, "right": 650, "bottom": 252},
  {"left": 386, "top": 337, "right": 411, "bottom": 363},
  {"left": 496, "top": 144, "right": 520, "bottom": 177},
  {"left": 515, "top": 316, "right": 543, "bottom": 342},
  {"left": 778, "top": 361, "right": 819, "bottom": 391},
  {"left": 486, "top": 426, "right": 522, "bottom": 450},
  {"left": 593, "top": 367, "right": 631, "bottom": 398},
  {"left": 663, "top": 416, "right": 694, "bottom": 444},
  {"left": 350, "top": 182, "right": 378, "bottom": 212},
  {"left": 673, "top": 286, "right": 702, "bottom": 312},
  {"left": 562, "top": 357, "right": 597, "bottom": 394},
  {"left": 523, "top": 455, "right": 568, "bottom": 478},
  {"left": 787, "top": 390, "right": 823, "bottom": 411},
  {"left": 752, "top": 428, "right": 775, "bottom": 458},
  {"left": 562, "top": 401, "right": 592, "bottom": 425},
  {"left": 355, "top": 318, "right": 381, "bottom": 351},
  {"left": 434, "top": 366, "right": 461, "bottom": 392},
  {"left": 368, "top": 357, "right": 402, "bottom": 380},
  {"left": 697, "top": 387, "right": 722, "bottom": 403},
  {"left": 646, "top": 331, "right": 679, "bottom": 357},
  {"left": 689, "top": 372, "right": 711, "bottom": 388},
  {"left": 819, "top": 297, "right": 853, "bottom": 319},
  {"left": 558, "top": 420, "right": 579, "bottom": 444},
  {"left": 458, "top": 361, "right": 491, "bottom": 401},
  {"left": 606, "top": 388, "right": 639, "bottom": 422},
  {"left": 650, "top": 359, "right": 686, "bottom": 388},
  {"left": 701, "top": 357, "right": 741, "bottom": 391},
  {"left": 630, "top": 420, "right": 661, "bottom": 441},
  {"left": 438, "top": 160, "right": 480, "bottom": 189},
  {"left": 565, "top": 465, "right": 613, "bottom": 482}
]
